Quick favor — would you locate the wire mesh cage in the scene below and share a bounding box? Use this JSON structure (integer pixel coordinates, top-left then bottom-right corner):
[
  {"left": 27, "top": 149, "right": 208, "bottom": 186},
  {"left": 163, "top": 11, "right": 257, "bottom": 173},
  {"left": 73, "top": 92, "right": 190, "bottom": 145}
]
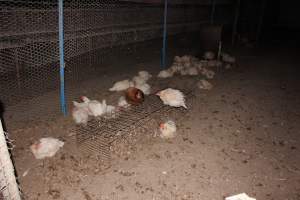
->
[
  {"left": 75, "top": 86, "right": 196, "bottom": 161},
  {"left": 0, "top": 0, "right": 234, "bottom": 126}
]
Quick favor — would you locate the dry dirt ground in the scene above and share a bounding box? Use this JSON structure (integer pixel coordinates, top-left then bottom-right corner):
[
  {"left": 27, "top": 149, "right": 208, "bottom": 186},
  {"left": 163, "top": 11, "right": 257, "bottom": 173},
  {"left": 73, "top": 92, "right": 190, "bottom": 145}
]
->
[{"left": 7, "top": 45, "right": 300, "bottom": 200}]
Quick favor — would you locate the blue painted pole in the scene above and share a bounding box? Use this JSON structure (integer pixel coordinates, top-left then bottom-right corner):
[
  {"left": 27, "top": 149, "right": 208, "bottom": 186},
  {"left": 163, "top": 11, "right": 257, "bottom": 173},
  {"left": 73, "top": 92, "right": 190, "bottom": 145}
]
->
[
  {"left": 58, "top": 0, "right": 67, "bottom": 115},
  {"left": 161, "top": 0, "right": 168, "bottom": 69}
]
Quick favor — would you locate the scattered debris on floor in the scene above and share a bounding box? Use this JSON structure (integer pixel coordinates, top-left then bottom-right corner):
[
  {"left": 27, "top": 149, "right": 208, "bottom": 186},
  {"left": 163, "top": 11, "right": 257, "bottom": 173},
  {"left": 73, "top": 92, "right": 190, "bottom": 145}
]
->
[{"left": 30, "top": 137, "right": 64, "bottom": 159}]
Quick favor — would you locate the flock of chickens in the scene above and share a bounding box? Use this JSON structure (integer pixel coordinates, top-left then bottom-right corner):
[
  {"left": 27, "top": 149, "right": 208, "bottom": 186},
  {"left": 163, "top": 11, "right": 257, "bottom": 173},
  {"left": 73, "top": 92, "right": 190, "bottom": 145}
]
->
[{"left": 72, "top": 50, "right": 235, "bottom": 139}]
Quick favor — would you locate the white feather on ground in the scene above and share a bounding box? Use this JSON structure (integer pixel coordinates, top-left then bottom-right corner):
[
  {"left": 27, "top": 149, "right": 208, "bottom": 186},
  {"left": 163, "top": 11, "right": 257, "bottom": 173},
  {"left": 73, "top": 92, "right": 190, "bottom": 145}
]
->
[
  {"left": 30, "top": 137, "right": 64, "bottom": 159},
  {"left": 197, "top": 79, "right": 213, "bottom": 90},
  {"left": 157, "top": 69, "right": 173, "bottom": 78},
  {"left": 203, "top": 51, "right": 215, "bottom": 60},
  {"left": 109, "top": 79, "right": 134, "bottom": 92},
  {"left": 135, "top": 83, "right": 151, "bottom": 95},
  {"left": 159, "top": 120, "right": 177, "bottom": 139},
  {"left": 156, "top": 88, "right": 187, "bottom": 108},
  {"left": 72, "top": 101, "right": 89, "bottom": 125}
]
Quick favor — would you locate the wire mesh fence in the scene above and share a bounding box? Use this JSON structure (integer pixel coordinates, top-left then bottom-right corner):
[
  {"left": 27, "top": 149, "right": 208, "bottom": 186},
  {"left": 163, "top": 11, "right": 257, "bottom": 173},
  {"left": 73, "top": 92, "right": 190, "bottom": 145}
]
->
[{"left": 0, "top": 0, "right": 234, "bottom": 126}]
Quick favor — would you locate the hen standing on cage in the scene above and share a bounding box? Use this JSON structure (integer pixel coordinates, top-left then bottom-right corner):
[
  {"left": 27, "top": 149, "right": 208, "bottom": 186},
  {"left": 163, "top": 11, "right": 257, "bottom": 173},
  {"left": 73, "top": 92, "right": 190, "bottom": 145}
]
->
[{"left": 125, "top": 87, "right": 145, "bottom": 105}]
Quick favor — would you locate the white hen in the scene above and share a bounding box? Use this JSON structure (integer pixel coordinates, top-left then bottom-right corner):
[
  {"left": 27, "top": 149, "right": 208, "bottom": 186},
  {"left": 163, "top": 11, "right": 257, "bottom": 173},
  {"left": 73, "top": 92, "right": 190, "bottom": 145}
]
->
[
  {"left": 81, "top": 96, "right": 107, "bottom": 117},
  {"left": 181, "top": 55, "right": 191, "bottom": 63},
  {"left": 174, "top": 55, "right": 182, "bottom": 63},
  {"left": 30, "top": 137, "right": 64, "bottom": 159},
  {"left": 105, "top": 105, "right": 116, "bottom": 114},
  {"left": 159, "top": 120, "right": 177, "bottom": 139},
  {"left": 156, "top": 88, "right": 187, "bottom": 108},
  {"left": 157, "top": 69, "right": 173, "bottom": 78},
  {"left": 132, "top": 75, "right": 146, "bottom": 85},
  {"left": 179, "top": 68, "right": 189, "bottom": 76},
  {"left": 109, "top": 79, "right": 134, "bottom": 92},
  {"left": 187, "top": 67, "right": 198, "bottom": 76},
  {"left": 118, "top": 96, "right": 130, "bottom": 108},
  {"left": 169, "top": 64, "right": 183, "bottom": 74},
  {"left": 72, "top": 101, "right": 89, "bottom": 125},
  {"left": 138, "top": 71, "right": 152, "bottom": 81},
  {"left": 135, "top": 83, "right": 151, "bottom": 95}
]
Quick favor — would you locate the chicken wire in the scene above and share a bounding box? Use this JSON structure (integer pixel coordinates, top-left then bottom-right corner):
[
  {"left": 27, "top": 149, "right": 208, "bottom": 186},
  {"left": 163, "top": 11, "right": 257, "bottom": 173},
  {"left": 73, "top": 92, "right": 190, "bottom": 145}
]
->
[
  {"left": 0, "top": 0, "right": 234, "bottom": 126},
  {"left": 75, "top": 88, "right": 196, "bottom": 160}
]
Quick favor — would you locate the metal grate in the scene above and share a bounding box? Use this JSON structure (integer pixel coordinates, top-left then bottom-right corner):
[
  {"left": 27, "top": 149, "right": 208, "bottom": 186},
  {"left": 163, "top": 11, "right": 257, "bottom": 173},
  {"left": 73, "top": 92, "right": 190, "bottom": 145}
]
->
[{"left": 75, "top": 89, "right": 195, "bottom": 160}]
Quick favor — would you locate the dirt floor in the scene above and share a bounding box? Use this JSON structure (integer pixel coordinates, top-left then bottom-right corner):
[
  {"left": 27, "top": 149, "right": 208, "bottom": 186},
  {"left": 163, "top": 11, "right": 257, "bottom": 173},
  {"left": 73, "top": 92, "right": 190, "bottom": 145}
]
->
[{"left": 6, "top": 44, "right": 300, "bottom": 200}]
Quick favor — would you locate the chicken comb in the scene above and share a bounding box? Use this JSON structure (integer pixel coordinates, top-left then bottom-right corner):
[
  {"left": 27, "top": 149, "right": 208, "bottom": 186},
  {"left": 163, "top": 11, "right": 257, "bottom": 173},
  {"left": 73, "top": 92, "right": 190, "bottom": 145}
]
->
[
  {"left": 80, "top": 96, "right": 85, "bottom": 101},
  {"left": 159, "top": 123, "right": 164, "bottom": 128}
]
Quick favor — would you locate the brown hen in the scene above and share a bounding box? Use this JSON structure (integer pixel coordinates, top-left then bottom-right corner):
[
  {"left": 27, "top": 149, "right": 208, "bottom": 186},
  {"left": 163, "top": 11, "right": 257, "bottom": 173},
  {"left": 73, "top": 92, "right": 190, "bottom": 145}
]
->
[{"left": 125, "top": 87, "right": 144, "bottom": 105}]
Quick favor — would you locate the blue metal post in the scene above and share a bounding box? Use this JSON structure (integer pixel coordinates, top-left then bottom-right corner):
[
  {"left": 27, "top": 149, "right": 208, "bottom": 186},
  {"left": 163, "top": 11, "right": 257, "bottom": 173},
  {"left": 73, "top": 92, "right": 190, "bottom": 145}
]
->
[
  {"left": 161, "top": 0, "right": 168, "bottom": 69},
  {"left": 58, "top": 0, "right": 67, "bottom": 115}
]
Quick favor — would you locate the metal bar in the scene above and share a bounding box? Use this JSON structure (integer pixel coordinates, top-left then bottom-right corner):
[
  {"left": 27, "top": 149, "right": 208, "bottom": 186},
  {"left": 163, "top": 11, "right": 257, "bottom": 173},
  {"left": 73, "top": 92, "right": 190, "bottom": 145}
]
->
[
  {"left": 231, "top": 0, "right": 240, "bottom": 46},
  {"left": 58, "top": 0, "right": 67, "bottom": 115},
  {"left": 161, "top": 0, "right": 168, "bottom": 69}
]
